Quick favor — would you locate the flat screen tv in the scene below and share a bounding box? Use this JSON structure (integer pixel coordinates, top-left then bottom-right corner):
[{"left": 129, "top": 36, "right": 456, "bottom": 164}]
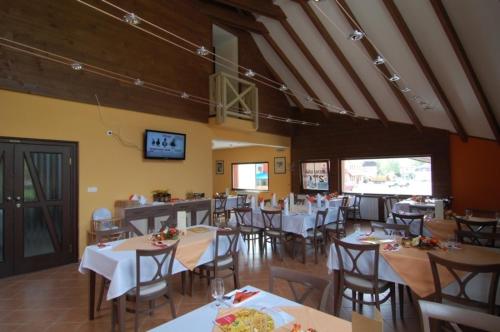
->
[{"left": 144, "top": 129, "right": 186, "bottom": 160}]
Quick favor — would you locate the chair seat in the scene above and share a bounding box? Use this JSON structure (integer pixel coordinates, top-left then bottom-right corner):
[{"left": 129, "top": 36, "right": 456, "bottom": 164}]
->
[
  {"left": 202, "top": 256, "right": 233, "bottom": 268},
  {"left": 344, "top": 275, "right": 389, "bottom": 291},
  {"left": 306, "top": 229, "right": 323, "bottom": 238},
  {"left": 265, "top": 230, "right": 282, "bottom": 237},
  {"left": 126, "top": 280, "right": 167, "bottom": 297},
  {"left": 324, "top": 223, "right": 344, "bottom": 231},
  {"left": 240, "top": 225, "right": 259, "bottom": 234}
]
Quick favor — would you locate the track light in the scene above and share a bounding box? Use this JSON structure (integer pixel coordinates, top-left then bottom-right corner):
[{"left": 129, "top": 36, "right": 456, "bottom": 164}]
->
[
  {"left": 180, "top": 92, "right": 190, "bottom": 99},
  {"left": 279, "top": 84, "right": 288, "bottom": 91},
  {"left": 349, "top": 30, "right": 365, "bottom": 41},
  {"left": 71, "top": 62, "right": 83, "bottom": 71},
  {"left": 339, "top": 110, "right": 347, "bottom": 115},
  {"left": 133, "top": 78, "right": 144, "bottom": 86},
  {"left": 305, "top": 96, "right": 314, "bottom": 102},
  {"left": 196, "top": 46, "right": 209, "bottom": 56},
  {"left": 244, "top": 69, "right": 255, "bottom": 78},
  {"left": 388, "top": 74, "right": 400, "bottom": 82},
  {"left": 373, "top": 56, "right": 385, "bottom": 65},
  {"left": 285, "top": 118, "right": 292, "bottom": 123},
  {"left": 123, "top": 13, "right": 140, "bottom": 26},
  {"left": 401, "top": 87, "right": 411, "bottom": 93}
]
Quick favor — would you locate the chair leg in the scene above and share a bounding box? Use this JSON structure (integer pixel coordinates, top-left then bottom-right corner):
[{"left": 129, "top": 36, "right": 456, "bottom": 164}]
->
[
  {"left": 96, "top": 277, "right": 106, "bottom": 312},
  {"left": 134, "top": 302, "right": 139, "bottom": 332},
  {"left": 279, "top": 238, "right": 285, "bottom": 261},
  {"left": 314, "top": 239, "right": 319, "bottom": 264},
  {"left": 302, "top": 237, "right": 306, "bottom": 264},
  {"left": 398, "top": 284, "right": 405, "bottom": 319},
  {"left": 149, "top": 300, "right": 154, "bottom": 316},
  {"left": 390, "top": 285, "right": 397, "bottom": 322},
  {"left": 406, "top": 286, "right": 413, "bottom": 304},
  {"left": 375, "top": 293, "right": 381, "bottom": 310},
  {"left": 352, "top": 290, "right": 356, "bottom": 311},
  {"left": 188, "top": 271, "right": 193, "bottom": 297}
]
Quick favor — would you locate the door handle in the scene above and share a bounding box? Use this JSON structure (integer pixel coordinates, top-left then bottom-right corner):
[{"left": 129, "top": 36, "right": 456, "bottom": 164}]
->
[
  {"left": 15, "top": 196, "right": 22, "bottom": 202},
  {"left": 16, "top": 203, "right": 22, "bottom": 208},
  {"left": 5, "top": 196, "right": 12, "bottom": 202}
]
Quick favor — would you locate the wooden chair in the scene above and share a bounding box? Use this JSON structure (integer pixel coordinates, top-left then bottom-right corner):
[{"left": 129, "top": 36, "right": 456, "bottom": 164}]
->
[
  {"left": 332, "top": 237, "right": 397, "bottom": 321},
  {"left": 370, "top": 221, "right": 409, "bottom": 237},
  {"left": 346, "top": 195, "right": 362, "bottom": 221},
  {"left": 323, "top": 206, "right": 348, "bottom": 241},
  {"left": 455, "top": 216, "right": 498, "bottom": 247},
  {"left": 465, "top": 209, "right": 497, "bottom": 219},
  {"left": 213, "top": 195, "right": 228, "bottom": 225},
  {"left": 428, "top": 252, "right": 500, "bottom": 315},
  {"left": 269, "top": 266, "right": 331, "bottom": 312},
  {"left": 392, "top": 212, "right": 424, "bottom": 236},
  {"left": 236, "top": 194, "right": 248, "bottom": 208},
  {"left": 234, "top": 207, "right": 261, "bottom": 254},
  {"left": 419, "top": 300, "right": 500, "bottom": 332},
  {"left": 340, "top": 196, "right": 349, "bottom": 207},
  {"left": 382, "top": 196, "right": 400, "bottom": 220},
  {"left": 261, "top": 209, "right": 287, "bottom": 261},
  {"left": 192, "top": 229, "right": 241, "bottom": 293},
  {"left": 456, "top": 230, "right": 500, "bottom": 248},
  {"left": 113, "top": 241, "right": 179, "bottom": 332},
  {"left": 296, "top": 209, "right": 328, "bottom": 264},
  {"left": 95, "top": 226, "right": 132, "bottom": 312}
]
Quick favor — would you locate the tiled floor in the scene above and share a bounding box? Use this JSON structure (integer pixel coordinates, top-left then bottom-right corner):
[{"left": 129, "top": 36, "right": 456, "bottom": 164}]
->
[{"left": 0, "top": 223, "right": 422, "bottom": 332}]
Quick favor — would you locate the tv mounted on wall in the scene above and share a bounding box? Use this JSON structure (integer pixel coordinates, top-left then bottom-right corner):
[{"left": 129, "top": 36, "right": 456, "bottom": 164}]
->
[{"left": 144, "top": 129, "right": 186, "bottom": 160}]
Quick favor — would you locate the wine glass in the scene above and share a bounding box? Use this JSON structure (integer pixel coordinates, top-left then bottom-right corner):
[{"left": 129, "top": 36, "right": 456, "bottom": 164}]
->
[
  {"left": 354, "top": 223, "right": 361, "bottom": 234},
  {"left": 211, "top": 278, "right": 225, "bottom": 308},
  {"left": 465, "top": 209, "right": 472, "bottom": 219}
]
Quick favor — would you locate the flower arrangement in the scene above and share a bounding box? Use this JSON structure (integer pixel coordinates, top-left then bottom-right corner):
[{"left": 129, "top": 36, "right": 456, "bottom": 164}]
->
[
  {"left": 162, "top": 227, "right": 179, "bottom": 240},
  {"left": 258, "top": 195, "right": 265, "bottom": 203},
  {"left": 306, "top": 195, "right": 316, "bottom": 203}
]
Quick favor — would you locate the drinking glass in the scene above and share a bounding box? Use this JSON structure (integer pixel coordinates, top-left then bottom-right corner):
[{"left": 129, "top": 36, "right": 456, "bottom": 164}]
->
[
  {"left": 354, "top": 223, "right": 361, "bottom": 234},
  {"left": 465, "top": 209, "right": 472, "bottom": 219},
  {"left": 447, "top": 234, "right": 457, "bottom": 250},
  {"left": 211, "top": 278, "right": 225, "bottom": 308}
]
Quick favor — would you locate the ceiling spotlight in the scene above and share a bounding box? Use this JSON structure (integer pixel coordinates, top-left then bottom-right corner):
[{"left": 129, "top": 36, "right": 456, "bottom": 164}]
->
[
  {"left": 401, "top": 87, "right": 411, "bottom": 93},
  {"left": 349, "top": 30, "right": 365, "bottom": 41},
  {"left": 216, "top": 102, "right": 224, "bottom": 109},
  {"left": 305, "top": 96, "right": 314, "bottom": 102},
  {"left": 339, "top": 110, "right": 347, "bottom": 115},
  {"left": 133, "top": 78, "right": 144, "bottom": 86},
  {"left": 301, "top": 121, "right": 307, "bottom": 125},
  {"left": 388, "top": 74, "right": 400, "bottom": 82},
  {"left": 315, "top": 123, "right": 320, "bottom": 126},
  {"left": 285, "top": 118, "right": 292, "bottom": 123},
  {"left": 70, "top": 62, "right": 83, "bottom": 71},
  {"left": 244, "top": 69, "right": 255, "bottom": 78},
  {"left": 180, "top": 92, "right": 190, "bottom": 99},
  {"left": 123, "top": 13, "right": 140, "bottom": 26},
  {"left": 266, "top": 114, "right": 273, "bottom": 119},
  {"left": 373, "top": 56, "right": 385, "bottom": 65},
  {"left": 279, "top": 84, "right": 288, "bottom": 91},
  {"left": 196, "top": 46, "right": 209, "bottom": 56}
]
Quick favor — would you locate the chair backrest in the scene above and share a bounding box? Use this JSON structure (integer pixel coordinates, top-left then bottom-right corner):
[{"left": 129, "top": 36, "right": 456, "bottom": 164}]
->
[
  {"left": 295, "top": 198, "right": 306, "bottom": 205},
  {"left": 333, "top": 237, "right": 380, "bottom": 290},
  {"left": 236, "top": 194, "right": 248, "bottom": 208},
  {"left": 269, "top": 266, "right": 331, "bottom": 312},
  {"left": 214, "top": 228, "right": 240, "bottom": 266},
  {"left": 93, "top": 207, "right": 112, "bottom": 221},
  {"left": 340, "top": 196, "right": 349, "bottom": 207},
  {"left": 214, "top": 196, "right": 227, "bottom": 211},
  {"left": 233, "top": 207, "right": 253, "bottom": 229},
  {"left": 383, "top": 196, "right": 400, "bottom": 216},
  {"left": 135, "top": 240, "right": 179, "bottom": 298},
  {"left": 455, "top": 216, "right": 497, "bottom": 247},
  {"left": 455, "top": 230, "right": 500, "bottom": 248},
  {"left": 370, "top": 221, "right": 409, "bottom": 237},
  {"left": 353, "top": 195, "right": 362, "bottom": 208},
  {"left": 427, "top": 252, "right": 500, "bottom": 314},
  {"left": 313, "top": 209, "right": 328, "bottom": 241},
  {"left": 261, "top": 209, "right": 283, "bottom": 233},
  {"left": 392, "top": 212, "right": 424, "bottom": 236},
  {"left": 465, "top": 209, "right": 497, "bottom": 219},
  {"left": 419, "top": 300, "right": 500, "bottom": 332},
  {"left": 95, "top": 225, "right": 131, "bottom": 243}
]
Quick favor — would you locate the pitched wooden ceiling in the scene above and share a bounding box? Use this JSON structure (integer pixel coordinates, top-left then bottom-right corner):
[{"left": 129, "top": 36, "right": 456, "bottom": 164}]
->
[{"left": 211, "top": 0, "right": 500, "bottom": 142}]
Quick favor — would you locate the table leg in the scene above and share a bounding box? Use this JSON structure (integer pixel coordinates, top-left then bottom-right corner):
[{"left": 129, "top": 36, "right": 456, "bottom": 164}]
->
[
  {"left": 332, "top": 270, "right": 340, "bottom": 316},
  {"left": 118, "top": 294, "right": 126, "bottom": 332},
  {"left": 89, "top": 270, "right": 96, "bottom": 320}
]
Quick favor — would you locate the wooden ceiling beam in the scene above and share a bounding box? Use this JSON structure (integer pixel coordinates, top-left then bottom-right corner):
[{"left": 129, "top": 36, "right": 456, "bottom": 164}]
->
[
  {"left": 336, "top": 0, "right": 423, "bottom": 133},
  {"left": 382, "top": 0, "right": 467, "bottom": 142},
  {"left": 429, "top": 0, "right": 499, "bottom": 143},
  {"left": 295, "top": 0, "right": 389, "bottom": 126},
  {"left": 213, "top": 0, "right": 286, "bottom": 20}
]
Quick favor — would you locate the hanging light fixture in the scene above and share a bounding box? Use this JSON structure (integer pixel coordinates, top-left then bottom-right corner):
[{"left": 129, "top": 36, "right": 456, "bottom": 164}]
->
[
  {"left": 133, "top": 78, "right": 144, "bottom": 86},
  {"left": 339, "top": 110, "right": 347, "bottom": 115},
  {"left": 373, "top": 56, "right": 385, "bottom": 65},
  {"left": 196, "top": 46, "right": 209, "bottom": 56},
  {"left": 244, "top": 69, "right": 255, "bottom": 78},
  {"left": 388, "top": 74, "right": 400, "bottom": 82},
  {"left": 401, "top": 87, "right": 411, "bottom": 93},
  {"left": 349, "top": 30, "right": 365, "bottom": 41},
  {"left": 70, "top": 62, "right": 83, "bottom": 71},
  {"left": 279, "top": 84, "right": 288, "bottom": 92},
  {"left": 180, "top": 92, "right": 190, "bottom": 99},
  {"left": 123, "top": 13, "right": 140, "bottom": 26}
]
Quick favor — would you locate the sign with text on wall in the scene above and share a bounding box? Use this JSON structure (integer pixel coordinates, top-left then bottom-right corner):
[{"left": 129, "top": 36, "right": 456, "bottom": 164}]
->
[{"left": 301, "top": 161, "right": 330, "bottom": 191}]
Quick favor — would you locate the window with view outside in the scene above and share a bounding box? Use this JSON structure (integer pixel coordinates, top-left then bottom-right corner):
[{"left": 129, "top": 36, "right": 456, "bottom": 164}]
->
[
  {"left": 301, "top": 161, "right": 329, "bottom": 191},
  {"left": 341, "top": 157, "right": 432, "bottom": 195},
  {"left": 232, "top": 162, "right": 269, "bottom": 191}
]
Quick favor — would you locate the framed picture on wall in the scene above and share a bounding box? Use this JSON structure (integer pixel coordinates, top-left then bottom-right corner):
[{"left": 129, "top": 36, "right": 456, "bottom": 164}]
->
[
  {"left": 215, "top": 160, "right": 224, "bottom": 174},
  {"left": 274, "top": 157, "right": 286, "bottom": 174}
]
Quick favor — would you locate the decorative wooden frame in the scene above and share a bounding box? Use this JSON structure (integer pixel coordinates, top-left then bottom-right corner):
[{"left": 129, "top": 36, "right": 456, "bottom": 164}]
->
[
  {"left": 215, "top": 160, "right": 224, "bottom": 174},
  {"left": 274, "top": 157, "right": 286, "bottom": 174}
]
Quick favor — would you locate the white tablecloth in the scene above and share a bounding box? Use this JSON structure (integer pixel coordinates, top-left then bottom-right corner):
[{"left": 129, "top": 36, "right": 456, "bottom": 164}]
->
[
  {"left": 327, "top": 231, "right": 500, "bottom": 304},
  {"left": 149, "top": 285, "right": 300, "bottom": 331},
  {"left": 79, "top": 226, "right": 246, "bottom": 300},
  {"left": 394, "top": 199, "right": 435, "bottom": 213},
  {"left": 228, "top": 199, "right": 343, "bottom": 237}
]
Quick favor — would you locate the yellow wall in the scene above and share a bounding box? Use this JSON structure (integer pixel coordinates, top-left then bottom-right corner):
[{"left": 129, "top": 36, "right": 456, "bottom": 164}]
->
[
  {"left": 0, "top": 89, "right": 290, "bottom": 255},
  {"left": 213, "top": 146, "right": 291, "bottom": 198}
]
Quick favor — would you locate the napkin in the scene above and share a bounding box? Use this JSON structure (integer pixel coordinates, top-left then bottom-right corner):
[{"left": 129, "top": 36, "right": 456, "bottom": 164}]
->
[
  {"left": 284, "top": 198, "right": 289, "bottom": 216},
  {"left": 352, "top": 309, "right": 383, "bottom": 332},
  {"left": 260, "top": 201, "right": 265, "bottom": 210},
  {"left": 272, "top": 193, "right": 277, "bottom": 207},
  {"left": 289, "top": 192, "right": 294, "bottom": 207},
  {"left": 250, "top": 195, "right": 256, "bottom": 210},
  {"left": 435, "top": 199, "right": 444, "bottom": 219},
  {"left": 177, "top": 211, "right": 187, "bottom": 231},
  {"left": 307, "top": 200, "right": 312, "bottom": 215},
  {"left": 316, "top": 193, "right": 322, "bottom": 208}
]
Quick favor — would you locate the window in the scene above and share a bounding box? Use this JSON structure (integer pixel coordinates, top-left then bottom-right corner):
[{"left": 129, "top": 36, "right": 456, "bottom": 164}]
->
[
  {"left": 232, "top": 162, "right": 269, "bottom": 191},
  {"left": 341, "top": 157, "right": 432, "bottom": 195},
  {"left": 301, "top": 160, "right": 330, "bottom": 191}
]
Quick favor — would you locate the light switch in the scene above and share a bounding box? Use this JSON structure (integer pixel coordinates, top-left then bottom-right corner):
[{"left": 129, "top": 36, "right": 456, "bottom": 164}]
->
[{"left": 87, "top": 187, "right": 98, "bottom": 193}]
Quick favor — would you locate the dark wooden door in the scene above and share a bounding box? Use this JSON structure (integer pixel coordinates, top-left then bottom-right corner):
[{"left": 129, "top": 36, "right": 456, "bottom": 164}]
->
[
  {"left": 0, "top": 139, "right": 77, "bottom": 277},
  {"left": 0, "top": 143, "right": 14, "bottom": 277}
]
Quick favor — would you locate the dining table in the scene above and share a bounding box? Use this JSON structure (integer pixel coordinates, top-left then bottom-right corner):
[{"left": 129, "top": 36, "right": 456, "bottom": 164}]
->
[
  {"left": 79, "top": 225, "right": 246, "bottom": 332},
  {"left": 149, "top": 285, "right": 352, "bottom": 332},
  {"left": 393, "top": 198, "right": 435, "bottom": 214},
  {"left": 327, "top": 230, "right": 500, "bottom": 311}
]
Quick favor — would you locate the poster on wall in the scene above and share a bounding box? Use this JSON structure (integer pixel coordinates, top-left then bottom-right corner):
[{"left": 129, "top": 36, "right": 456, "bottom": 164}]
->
[{"left": 301, "top": 160, "right": 330, "bottom": 191}]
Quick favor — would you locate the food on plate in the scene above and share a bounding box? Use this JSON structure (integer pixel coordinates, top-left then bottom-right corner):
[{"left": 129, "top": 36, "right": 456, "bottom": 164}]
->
[
  {"left": 411, "top": 236, "right": 441, "bottom": 250},
  {"left": 290, "top": 323, "right": 317, "bottom": 332},
  {"left": 233, "top": 290, "right": 259, "bottom": 304},
  {"left": 215, "top": 308, "right": 274, "bottom": 332},
  {"left": 382, "top": 243, "right": 400, "bottom": 251}
]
